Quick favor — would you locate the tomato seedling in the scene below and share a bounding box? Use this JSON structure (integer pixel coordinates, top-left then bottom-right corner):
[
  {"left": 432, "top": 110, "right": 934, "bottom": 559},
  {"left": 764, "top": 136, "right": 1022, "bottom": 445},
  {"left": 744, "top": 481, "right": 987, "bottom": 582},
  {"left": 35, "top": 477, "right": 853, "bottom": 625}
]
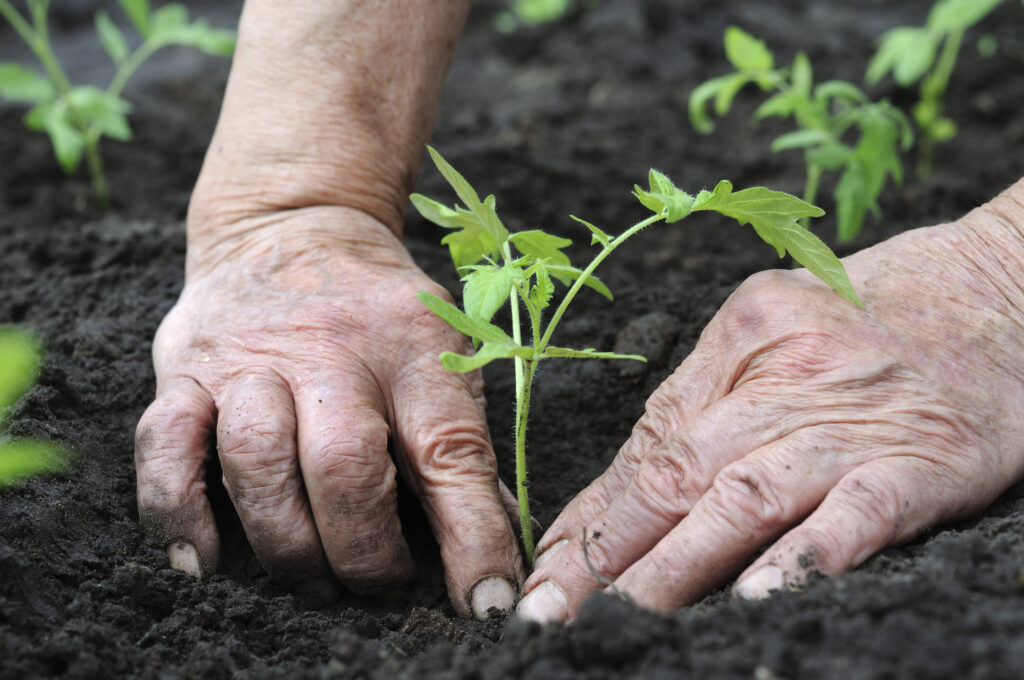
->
[
  {"left": 866, "top": 0, "right": 1010, "bottom": 177},
  {"left": 0, "top": 0, "right": 235, "bottom": 206},
  {"left": 691, "top": 27, "right": 913, "bottom": 243},
  {"left": 412, "top": 147, "right": 861, "bottom": 564},
  {"left": 0, "top": 328, "right": 65, "bottom": 488}
]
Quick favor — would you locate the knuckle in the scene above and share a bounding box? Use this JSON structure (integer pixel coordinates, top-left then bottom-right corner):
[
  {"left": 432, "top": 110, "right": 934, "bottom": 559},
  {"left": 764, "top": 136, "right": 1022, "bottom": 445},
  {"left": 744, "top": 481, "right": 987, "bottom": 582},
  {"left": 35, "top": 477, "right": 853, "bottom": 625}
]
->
[
  {"left": 414, "top": 421, "right": 495, "bottom": 478},
  {"left": 831, "top": 472, "right": 905, "bottom": 535},
  {"left": 635, "top": 443, "right": 704, "bottom": 520},
  {"left": 135, "top": 397, "right": 211, "bottom": 464},
  {"left": 217, "top": 413, "right": 293, "bottom": 465},
  {"left": 705, "top": 461, "right": 788, "bottom": 536}
]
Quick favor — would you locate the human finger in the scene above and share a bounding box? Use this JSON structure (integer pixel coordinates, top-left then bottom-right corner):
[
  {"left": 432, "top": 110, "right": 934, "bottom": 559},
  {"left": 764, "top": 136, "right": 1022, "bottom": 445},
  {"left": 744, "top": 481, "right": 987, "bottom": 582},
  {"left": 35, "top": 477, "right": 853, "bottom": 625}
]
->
[
  {"left": 519, "top": 389, "right": 799, "bottom": 622},
  {"left": 731, "top": 455, "right": 983, "bottom": 601},
  {"left": 216, "top": 370, "right": 336, "bottom": 599},
  {"left": 135, "top": 378, "right": 220, "bottom": 577},
  {"left": 294, "top": 371, "right": 415, "bottom": 593},
  {"left": 391, "top": 364, "right": 523, "bottom": 619}
]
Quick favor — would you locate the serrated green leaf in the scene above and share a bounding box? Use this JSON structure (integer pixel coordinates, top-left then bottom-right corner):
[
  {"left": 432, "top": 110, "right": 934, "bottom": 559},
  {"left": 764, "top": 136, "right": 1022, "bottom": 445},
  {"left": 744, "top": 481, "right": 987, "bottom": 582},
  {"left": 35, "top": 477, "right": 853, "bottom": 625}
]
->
[
  {"left": 0, "top": 328, "right": 40, "bottom": 416},
  {"left": 0, "top": 438, "right": 67, "bottom": 487},
  {"left": 25, "top": 101, "right": 84, "bottom": 173},
  {"left": 417, "top": 291, "right": 514, "bottom": 345},
  {"left": 692, "top": 181, "right": 861, "bottom": 306},
  {"left": 529, "top": 262, "right": 554, "bottom": 311},
  {"left": 118, "top": 0, "right": 150, "bottom": 37},
  {"left": 95, "top": 11, "right": 130, "bottom": 65},
  {"left": 546, "top": 264, "right": 613, "bottom": 300},
  {"left": 570, "top": 215, "right": 611, "bottom": 246},
  {"left": 462, "top": 263, "right": 519, "bottom": 324},
  {"left": 67, "top": 87, "right": 133, "bottom": 141},
  {"left": 0, "top": 63, "right": 53, "bottom": 103},
  {"left": 541, "top": 346, "right": 646, "bottom": 362},
  {"left": 438, "top": 342, "right": 535, "bottom": 373},
  {"left": 509, "top": 229, "right": 572, "bottom": 267},
  {"left": 770, "top": 128, "right": 835, "bottom": 152},
  {"left": 724, "top": 26, "right": 774, "bottom": 72},
  {"left": 425, "top": 146, "right": 509, "bottom": 247},
  {"left": 633, "top": 171, "right": 694, "bottom": 223},
  {"left": 411, "top": 193, "right": 499, "bottom": 269}
]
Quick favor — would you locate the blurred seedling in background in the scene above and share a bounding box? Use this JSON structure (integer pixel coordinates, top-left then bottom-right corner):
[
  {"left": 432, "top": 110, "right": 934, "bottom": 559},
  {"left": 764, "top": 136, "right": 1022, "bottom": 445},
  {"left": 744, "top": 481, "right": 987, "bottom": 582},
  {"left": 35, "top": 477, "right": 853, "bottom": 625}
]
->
[
  {"left": 866, "top": 0, "right": 1011, "bottom": 177},
  {"left": 691, "top": 27, "right": 913, "bottom": 243},
  {"left": 494, "top": 0, "right": 597, "bottom": 33},
  {"left": 0, "top": 0, "right": 235, "bottom": 207},
  {"left": 0, "top": 328, "right": 66, "bottom": 488},
  {"left": 412, "top": 147, "right": 861, "bottom": 564}
]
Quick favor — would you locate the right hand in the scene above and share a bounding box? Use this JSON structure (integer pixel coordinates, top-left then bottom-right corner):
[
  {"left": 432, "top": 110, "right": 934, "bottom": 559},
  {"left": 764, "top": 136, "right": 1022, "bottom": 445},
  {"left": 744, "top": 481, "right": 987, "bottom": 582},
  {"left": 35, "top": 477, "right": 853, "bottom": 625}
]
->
[{"left": 134, "top": 206, "right": 523, "bottom": 618}]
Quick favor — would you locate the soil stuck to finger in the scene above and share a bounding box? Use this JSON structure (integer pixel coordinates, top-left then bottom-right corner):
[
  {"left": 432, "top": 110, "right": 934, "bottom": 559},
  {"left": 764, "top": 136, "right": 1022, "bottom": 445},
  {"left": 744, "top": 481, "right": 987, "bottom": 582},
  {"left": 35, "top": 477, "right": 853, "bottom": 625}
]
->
[{"left": 2, "top": 0, "right": 1024, "bottom": 678}]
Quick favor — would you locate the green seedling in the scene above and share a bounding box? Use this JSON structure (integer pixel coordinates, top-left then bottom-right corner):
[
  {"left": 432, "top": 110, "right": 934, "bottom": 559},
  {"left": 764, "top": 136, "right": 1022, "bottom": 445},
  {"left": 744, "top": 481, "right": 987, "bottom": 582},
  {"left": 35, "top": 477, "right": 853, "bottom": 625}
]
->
[
  {"left": 866, "top": 0, "right": 1008, "bottom": 177},
  {"left": 0, "top": 0, "right": 235, "bottom": 206},
  {"left": 412, "top": 147, "right": 861, "bottom": 564},
  {"left": 0, "top": 328, "right": 66, "bottom": 488},
  {"left": 691, "top": 27, "right": 913, "bottom": 243},
  {"left": 494, "top": 0, "right": 599, "bottom": 33}
]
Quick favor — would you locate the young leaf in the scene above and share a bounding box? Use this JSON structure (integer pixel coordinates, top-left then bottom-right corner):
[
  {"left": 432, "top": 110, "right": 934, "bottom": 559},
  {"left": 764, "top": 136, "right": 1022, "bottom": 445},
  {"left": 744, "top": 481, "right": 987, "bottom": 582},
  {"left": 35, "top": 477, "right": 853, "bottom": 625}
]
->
[
  {"left": 438, "top": 341, "right": 534, "bottom": 373},
  {"left": 927, "top": 0, "right": 1004, "bottom": 33},
  {"left": 724, "top": 26, "right": 774, "bottom": 72},
  {"left": 693, "top": 181, "right": 862, "bottom": 306},
  {"left": 545, "top": 264, "right": 613, "bottom": 300},
  {"left": 149, "top": 3, "right": 188, "bottom": 38},
  {"left": 754, "top": 90, "right": 799, "bottom": 120},
  {"left": 170, "top": 21, "right": 236, "bottom": 56},
  {"left": 633, "top": 170, "right": 694, "bottom": 223},
  {"left": 95, "top": 11, "right": 130, "bottom": 65},
  {"left": 814, "top": 80, "right": 868, "bottom": 105},
  {"left": 713, "top": 72, "right": 753, "bottom": 116},
  {"left": 528, "top": 262, "right": 555, "bottom": 311},
  {"left": 0, "top": 439, "right": 67, "bottom": 488},
  {"left": 410, "top": 193, "right": 499, "bottom": 269},
  {"left": 425, "top": 146, "right": 509, "bottom": 247},
  {"left": 570, "top": 215, "right": 610, "bottom": 246},
  {"left": 541, "top": 346, "right": 646, "bottom": 362},
  {"left": 866, "top": 27, "right": 936, "bottom": 86},
  {"left": 509, "top": 230, "right": 573, "bottom": 267},
  {"left": 791, "top": 52, "right": 812, "bottom": 97},
  {"left": 25, "top": 102, "right": 85, "bottom": 173},
  {"left": 0, "top": 328, "right": 40, "bottom": 415},
  {"left": 770, "top": 128, "right": 835, "bottom": 152},
  {"left": 689, "top": 74, "right": 732, "bottom": 133},
  {"left": 417, "top": 291, "right": 515, "bottom": 345},
  {"left": 461, "top": 263, "right": 520, "bottom": 325},
  {"left": 118, "top": 0, "right": 151, "bottom": 37},
  {"left": 0, "top": 63, "right": 53, "bottom": 103}
]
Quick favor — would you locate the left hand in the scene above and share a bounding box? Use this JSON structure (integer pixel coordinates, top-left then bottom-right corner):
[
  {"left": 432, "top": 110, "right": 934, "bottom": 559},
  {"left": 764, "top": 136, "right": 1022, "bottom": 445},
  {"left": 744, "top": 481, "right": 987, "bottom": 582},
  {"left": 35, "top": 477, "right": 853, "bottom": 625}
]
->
[{"left": 516, "top": 192, "right": 1024, "bottom": 622}]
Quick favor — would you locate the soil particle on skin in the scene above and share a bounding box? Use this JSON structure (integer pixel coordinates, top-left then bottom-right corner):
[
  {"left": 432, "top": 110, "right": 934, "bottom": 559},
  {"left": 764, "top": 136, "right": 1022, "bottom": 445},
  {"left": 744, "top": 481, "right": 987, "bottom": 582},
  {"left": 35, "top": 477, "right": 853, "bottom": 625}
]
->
[{"left": 2, "top": 0, "right": 1024, "bottom": 678}]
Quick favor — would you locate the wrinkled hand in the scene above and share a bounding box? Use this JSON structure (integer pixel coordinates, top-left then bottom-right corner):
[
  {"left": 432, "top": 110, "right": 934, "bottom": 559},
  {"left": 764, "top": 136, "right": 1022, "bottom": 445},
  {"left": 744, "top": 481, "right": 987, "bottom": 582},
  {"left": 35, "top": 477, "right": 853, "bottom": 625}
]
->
[
  {"left": 518, "top": 197, "right": 1024, "bottom": 622},
  {"left": 135, "top": 207, "right": 522, "bottom": 618}
]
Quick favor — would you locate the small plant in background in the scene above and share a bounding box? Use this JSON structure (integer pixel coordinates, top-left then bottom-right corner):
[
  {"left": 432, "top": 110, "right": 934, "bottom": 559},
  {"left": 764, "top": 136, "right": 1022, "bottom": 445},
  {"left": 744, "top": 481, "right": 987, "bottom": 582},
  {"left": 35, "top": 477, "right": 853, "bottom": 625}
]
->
[
  {"left": 0, "top": 0, "right": 235, "bottom": 206},
  {"left": 0, "top": 328, "right": 66, "bottom": 488},
  {"left": 494, "top": 0, "right": 596, "bottom": 33},
  {"left": 865, "top": 0, "right": 1009, "bottom": 177},
  {"left": 412, "top": 147, "right": 860, "bottom": 564},
  {"left": 690, "top": 27, "right": 913, "bottom": 243}
]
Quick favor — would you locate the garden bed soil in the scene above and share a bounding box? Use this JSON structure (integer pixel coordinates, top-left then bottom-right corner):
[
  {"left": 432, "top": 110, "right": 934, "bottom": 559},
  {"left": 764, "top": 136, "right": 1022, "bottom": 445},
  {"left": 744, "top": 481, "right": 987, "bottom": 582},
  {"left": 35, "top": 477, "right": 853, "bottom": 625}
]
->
[{"left": 3, "top": 0, "right": 1024, "bottom": 677}]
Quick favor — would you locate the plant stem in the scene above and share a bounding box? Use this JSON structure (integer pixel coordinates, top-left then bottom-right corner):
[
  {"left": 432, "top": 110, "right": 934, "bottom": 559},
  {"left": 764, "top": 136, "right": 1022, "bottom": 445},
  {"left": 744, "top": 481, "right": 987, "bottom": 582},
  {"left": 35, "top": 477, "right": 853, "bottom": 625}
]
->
[
  {"left": 538, "top": 213, "right": 662, "bottom": 351},
  {"left": 107, "top": 40, "right": 161, "bottom": 99},
  {"left": 917, "top": 29, "right": 963, "bottom": 178},
  {"left": 800, "top": 162, "right": 821, "bottom": 229},
  {"left": 516, "top": 360, "right": 537, "bottom": 564}
]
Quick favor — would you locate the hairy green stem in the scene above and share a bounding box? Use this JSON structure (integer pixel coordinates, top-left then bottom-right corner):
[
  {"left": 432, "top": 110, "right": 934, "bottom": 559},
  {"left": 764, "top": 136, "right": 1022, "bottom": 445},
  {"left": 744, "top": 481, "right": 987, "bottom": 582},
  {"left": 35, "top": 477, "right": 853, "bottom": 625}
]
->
[
  {"left": 516, "top": 360, "right": 537, "bottom": 564},
  {"left": 538, "top": 213, "right": 662, "bottom": 350}
]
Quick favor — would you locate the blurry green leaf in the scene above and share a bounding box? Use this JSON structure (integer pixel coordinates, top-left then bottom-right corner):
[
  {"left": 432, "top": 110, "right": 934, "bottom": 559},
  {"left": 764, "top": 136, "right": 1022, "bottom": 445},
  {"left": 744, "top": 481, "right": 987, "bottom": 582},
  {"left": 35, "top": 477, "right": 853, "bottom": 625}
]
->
[
  {"left": 0, "top": 328, "right": 40, "bottom": 415},
  {"left": 693, "top": 181, "right": 861, "bottom": 306},
  {"left": 806, "top": 142, "right": 853, "bottom": 170},
  {"left": 0, "top": 63, "right": 53, "bottom": 103},
  {"left": 770, "top": 128, "right": 835, "bottom": 152},
  {"left": 508, "top": 0, "right": 571, "bottom": 25},
  {"left": 866, "top": 27, "right": 936, "bottom": 86},
  {"left": 724, "top": 26, "right": 774, "bottom": 72},
  {"left": 118, "top": 0, "right": 151, "bottom": 37},
  {"left": 713, "top": 72, "right": 753, "bottom": 116},
  {"left": 150, "top": 3, "right": 187, "bottom": 36},
  {"left": 928, "top": 0, "right": 1004, "bottom": 33},
  {"left": 25, "top": 101, "right": 84, "bottom": 173},
  {"left": 67, "top": 86, "right": 133, "bottom": 141},
  {"left": 0, "top": 439, "right": 67, "bottom": 488},
  {"left": 931, "top": 117, "right": 957, "bottom": 141},
  {"left": 689, "top": 75, "right": 731, "bottom": 133},
  {"left": 95, "top": 11, "right": 130, "bottom": 65},
  {"left": 814, "top": 80, "right": 867, "bottom": 105},
  {"left": 753, "top": 90, "right": 798, "bottom": 120},
  {"left": 791, "top": 52, "right": 812, "bottom": 96},
  {"left": 542, "top": 346, "right": 646, "bottom": 361}
]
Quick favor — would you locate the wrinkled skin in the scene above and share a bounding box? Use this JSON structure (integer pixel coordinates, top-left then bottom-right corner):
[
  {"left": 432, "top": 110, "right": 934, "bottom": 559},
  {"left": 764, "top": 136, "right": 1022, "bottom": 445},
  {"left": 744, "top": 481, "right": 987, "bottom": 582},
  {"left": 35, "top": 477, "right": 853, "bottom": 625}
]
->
[
  {"left": 518, "top": 192, "right": 1024, "bottom": 622},
  {"left": 134, "top": 207, "right": 523, "bottom": 617}
]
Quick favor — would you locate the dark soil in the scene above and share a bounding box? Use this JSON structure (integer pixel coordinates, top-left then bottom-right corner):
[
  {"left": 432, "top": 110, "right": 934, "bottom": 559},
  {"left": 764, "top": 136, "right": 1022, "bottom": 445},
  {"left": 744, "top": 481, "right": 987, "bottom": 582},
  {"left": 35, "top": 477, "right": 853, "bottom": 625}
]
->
[{"left": 3, "top": 1, "right": 1024, "bottom": 678}]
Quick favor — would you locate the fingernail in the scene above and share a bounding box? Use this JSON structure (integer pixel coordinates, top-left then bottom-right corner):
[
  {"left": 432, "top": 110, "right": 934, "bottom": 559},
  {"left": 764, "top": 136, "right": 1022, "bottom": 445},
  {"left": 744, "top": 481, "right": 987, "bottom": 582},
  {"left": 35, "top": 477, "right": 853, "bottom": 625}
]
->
[
  {"left": 470, "top": 576, "right": 517, "bottom": 620},
  {"left": 167, "top": 541, "right": 201, "bottom": 577},
  {"left": 294, "top": 577, "right": 340, "bottom": 603},
  {"left": 533, "top": 539, "right": 569, "bottom": 570},
  {"left": 516, "top": 580, "right": 568, "bottom": 623},
  {"left": 734, "top": 565, "right": 784, "bottom": 600}
]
